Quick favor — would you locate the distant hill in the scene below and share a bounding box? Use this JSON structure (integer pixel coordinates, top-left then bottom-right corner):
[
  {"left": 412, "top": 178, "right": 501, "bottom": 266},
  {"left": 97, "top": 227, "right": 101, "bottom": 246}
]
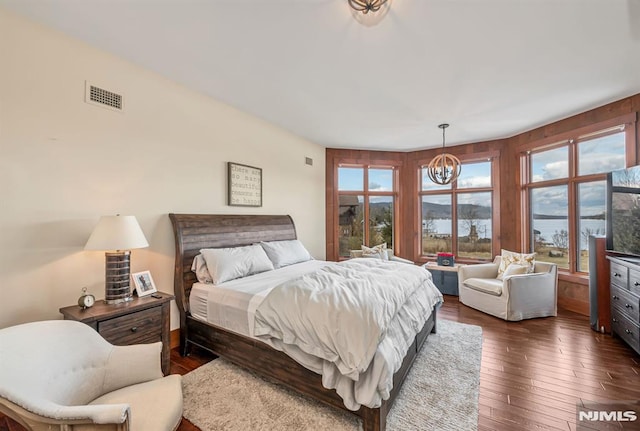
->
[
  {"left": 368, "top": 202, "right": 604, "bottom": 221},
  {"left": 422, "top": 201, "right": 491, "bottom": 219},
  {"left": 368, "top": 201, "right": 492, "bottom": 219},
  {"left": 533, "top": 213, "right": 605, "bottom": 220}
]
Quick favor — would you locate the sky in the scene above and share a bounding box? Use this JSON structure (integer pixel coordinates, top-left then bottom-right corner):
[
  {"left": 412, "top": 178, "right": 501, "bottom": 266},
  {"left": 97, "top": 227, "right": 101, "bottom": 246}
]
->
[
  {"left": 338, "top": 162, "right": 492, "bottom": 192},
  {"left": 338, "top": 167, "right": 393, "bottom": 191},
  {"left": 338, "top": 131, "right": 626, "bottom": 216},
  {"left": 530, "top": 132, "right": 624, "bottom": 216},
  {"left": 531, "top": 132, "right": 625, "bottom": 182}
]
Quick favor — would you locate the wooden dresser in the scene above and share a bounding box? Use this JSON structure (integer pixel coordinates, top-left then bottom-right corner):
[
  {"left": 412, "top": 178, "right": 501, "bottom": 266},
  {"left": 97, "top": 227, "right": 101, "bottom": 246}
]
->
[
  {"left": 608, "top": 256, "right": 640, "bottom": 355},
  {"left": 60, "top": 292, "right": 174, "bottom": 375}
]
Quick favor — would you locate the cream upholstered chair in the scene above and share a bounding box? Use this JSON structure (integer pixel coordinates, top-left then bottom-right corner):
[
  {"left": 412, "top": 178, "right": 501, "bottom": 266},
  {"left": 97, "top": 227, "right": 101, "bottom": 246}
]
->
[
  {"left": 458, "top": 256, "right": 558, "bottom": 321},
  {"left": 0, "top": 320, "right": 183, "bottom": 431}
]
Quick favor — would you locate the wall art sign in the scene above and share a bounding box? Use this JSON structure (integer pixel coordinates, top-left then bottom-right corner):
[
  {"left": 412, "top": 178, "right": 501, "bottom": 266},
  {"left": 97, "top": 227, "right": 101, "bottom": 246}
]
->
[{"left": 228, "top": 162, "right": 262, "bottom": 207}]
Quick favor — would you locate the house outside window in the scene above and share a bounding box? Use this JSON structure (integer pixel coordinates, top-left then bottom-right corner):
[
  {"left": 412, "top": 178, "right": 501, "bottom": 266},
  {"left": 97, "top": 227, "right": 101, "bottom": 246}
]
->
[
  {"left": 419, "top": 159, "right": 495, "bottom": 260},
  {"left": 338, "top": 166, "right": 396, "bottom": 258},
  {"left": 523, "top": 125, "right": 626, "bottom": 272}
]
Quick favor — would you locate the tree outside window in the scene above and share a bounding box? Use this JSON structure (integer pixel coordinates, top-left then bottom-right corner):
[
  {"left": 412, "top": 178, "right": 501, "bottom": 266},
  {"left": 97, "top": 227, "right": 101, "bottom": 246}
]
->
[{"left": 338, "top": 166, "right": 396, "bottom": 258}]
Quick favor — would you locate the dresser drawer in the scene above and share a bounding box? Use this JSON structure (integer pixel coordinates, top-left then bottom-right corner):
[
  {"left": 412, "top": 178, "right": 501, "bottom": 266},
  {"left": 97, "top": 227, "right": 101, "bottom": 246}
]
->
[
  {"left": 610, "top": 261, "right": 629, "bottom": 289},
  {"left": 612, "top": 308, "right": 640, "bottom": 353},
  {"left": 630, "top": 268, "right": 640, "bottom": 296},
  {"left": 98, "top": 306, "right": 162, "bottom": 346},
  {"left": 611, "top": 285, "right": 640, "bottom": 323}
]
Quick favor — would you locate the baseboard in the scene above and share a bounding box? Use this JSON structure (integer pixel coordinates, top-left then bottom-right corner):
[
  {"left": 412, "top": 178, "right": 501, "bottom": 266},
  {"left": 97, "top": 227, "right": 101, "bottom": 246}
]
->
[
  {"left": 558, "top": 297, "right": 589, "bottom": 316},
  {"left": 170, "top": 328, "right": 180, "bottom": 349}
]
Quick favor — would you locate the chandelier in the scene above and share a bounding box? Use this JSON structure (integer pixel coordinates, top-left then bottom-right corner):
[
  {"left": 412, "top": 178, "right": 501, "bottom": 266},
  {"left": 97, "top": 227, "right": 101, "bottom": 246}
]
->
[
  {"left": 348, "top": 0, "right": 389, "bottom": 14},
  {"left": 426, "top": 123, "right": 461, "bottom": 185}
]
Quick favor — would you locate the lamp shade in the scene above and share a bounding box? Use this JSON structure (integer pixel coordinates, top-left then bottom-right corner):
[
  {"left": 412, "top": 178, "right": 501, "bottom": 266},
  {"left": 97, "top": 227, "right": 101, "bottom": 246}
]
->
[{"left": 85, "top": 215, "right": 149, "bottom": 251}]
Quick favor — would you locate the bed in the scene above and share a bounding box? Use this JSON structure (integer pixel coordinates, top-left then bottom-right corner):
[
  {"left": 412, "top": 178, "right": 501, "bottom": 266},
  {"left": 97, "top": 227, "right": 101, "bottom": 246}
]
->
[{"left": 169, "top": 213, "right": 440, "bottom": 431}]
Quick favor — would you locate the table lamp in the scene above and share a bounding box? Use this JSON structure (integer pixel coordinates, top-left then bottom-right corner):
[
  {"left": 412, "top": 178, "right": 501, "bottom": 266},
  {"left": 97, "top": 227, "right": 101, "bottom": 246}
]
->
[{"left": 85, "top": 215, "right": 149, "bottom": 304}]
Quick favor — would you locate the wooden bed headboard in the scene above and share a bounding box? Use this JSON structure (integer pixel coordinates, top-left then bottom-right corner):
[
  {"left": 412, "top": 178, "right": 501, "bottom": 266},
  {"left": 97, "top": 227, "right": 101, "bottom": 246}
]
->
[{"left": 168, "top": 214, "right": 297, "bottom": 319}]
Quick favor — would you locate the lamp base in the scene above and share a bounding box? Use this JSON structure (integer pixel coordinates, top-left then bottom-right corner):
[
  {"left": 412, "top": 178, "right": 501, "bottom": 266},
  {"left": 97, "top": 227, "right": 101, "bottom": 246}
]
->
[
  {"left": 105, "top": 251, "right": 133, "bottom": 304},
  {"left": 106, "top": 296, "right": 133, "bottom": 305}
]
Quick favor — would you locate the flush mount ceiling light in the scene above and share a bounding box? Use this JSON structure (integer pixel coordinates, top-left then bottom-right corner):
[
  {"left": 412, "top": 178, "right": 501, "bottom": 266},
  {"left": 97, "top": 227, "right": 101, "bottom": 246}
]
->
[
  {"left": 348, "top": 0, "right": 389, "bottom": 14},
  {"left": 426, "top": 123, "right": 462, "bottom": 185}
]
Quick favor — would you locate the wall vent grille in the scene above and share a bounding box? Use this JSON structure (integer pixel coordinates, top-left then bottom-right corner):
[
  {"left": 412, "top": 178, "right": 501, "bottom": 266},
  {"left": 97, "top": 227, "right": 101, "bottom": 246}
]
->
[{"left": 85, "top": 81, "right": 123, "bottom": 111}]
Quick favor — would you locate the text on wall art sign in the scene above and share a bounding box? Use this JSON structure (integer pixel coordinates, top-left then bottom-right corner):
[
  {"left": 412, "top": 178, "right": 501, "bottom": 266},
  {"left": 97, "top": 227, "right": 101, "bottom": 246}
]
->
[{"left": 228, "top": 162, "right": 262, "bottom": 207}]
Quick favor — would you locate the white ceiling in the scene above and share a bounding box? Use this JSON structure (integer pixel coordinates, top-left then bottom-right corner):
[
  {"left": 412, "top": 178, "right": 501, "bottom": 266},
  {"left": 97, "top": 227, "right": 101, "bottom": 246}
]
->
[{"left": 2, "top": 0, "right": 640, "bottom": 151}]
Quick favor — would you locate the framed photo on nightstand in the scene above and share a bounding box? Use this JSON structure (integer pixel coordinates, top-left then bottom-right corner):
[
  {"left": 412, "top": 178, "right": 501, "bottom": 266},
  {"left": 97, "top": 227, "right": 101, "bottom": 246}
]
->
[{"left": 131, "top": 270, "right": 157, "bottom": 297}]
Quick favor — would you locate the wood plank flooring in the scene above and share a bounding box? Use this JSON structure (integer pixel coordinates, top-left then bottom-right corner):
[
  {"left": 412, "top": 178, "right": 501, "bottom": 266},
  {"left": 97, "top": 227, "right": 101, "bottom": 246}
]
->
[
  {"left": 2, "top": 296, "right": 638, "bottom": 431},
  {"left": 439, "top": 297, "right": 639, "bottom": 431}
]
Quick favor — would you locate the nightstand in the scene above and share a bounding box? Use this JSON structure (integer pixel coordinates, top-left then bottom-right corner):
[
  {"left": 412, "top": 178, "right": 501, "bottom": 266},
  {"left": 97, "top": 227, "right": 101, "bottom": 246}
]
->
[
  {"left": 60, "top": 292, "right": 174, "bottom": 375},
  {"left": 422, "top": 262, "right": 465, "bottom": 296}
]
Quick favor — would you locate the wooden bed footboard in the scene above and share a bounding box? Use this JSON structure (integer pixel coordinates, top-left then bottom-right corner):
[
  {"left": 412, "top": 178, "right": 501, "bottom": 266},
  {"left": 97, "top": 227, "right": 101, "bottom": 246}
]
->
[
  {"left": 169, "top": 213, "right": 437, "bottom": 431},
  {"left": 185, "top": 310, "right": 436, "bottom": 431}
]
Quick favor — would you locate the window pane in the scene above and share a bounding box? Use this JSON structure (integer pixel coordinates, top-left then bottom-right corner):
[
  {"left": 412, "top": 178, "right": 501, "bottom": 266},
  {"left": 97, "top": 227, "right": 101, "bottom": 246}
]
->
[
  {"left": 457, "top": 162, "right": 492, "bottom": 189},
  {"left": 421, "top": 168, "right": 452, "bottom": 191},
  {"left": 369, "top": 168, "right": 393, "bottom": 192},
  {"left": 530, "top": 186, "right": 569, "bottom": 269},
  {"left": 369, "top": 196, "right": 394, "bottom": 249},
  {"left": 577, "top": 181, "right": 606, "bottom": 272},
  {"left": 421, "top": 195, "right": 452, "bottom": 255},
  {"left": 338, "top": 194, "right": 364, "bottom": 257},
  {"left": 531, "top": 146, "right": 568, "bottom": 182},
  {"left": 457, "top": 192, "right": 492, "bottom": 259},
  {"left": 338, "top": 167, "right": 363, "bottom": 191},
  {"left": 578, "top": 132, "right": 626, "bottom": 176}
]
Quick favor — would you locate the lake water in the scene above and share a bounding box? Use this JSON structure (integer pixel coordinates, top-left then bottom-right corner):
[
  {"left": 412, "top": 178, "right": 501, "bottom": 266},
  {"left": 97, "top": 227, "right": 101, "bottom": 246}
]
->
[{"left": 429, "top": 218, "right": 605, "bottom": 250}]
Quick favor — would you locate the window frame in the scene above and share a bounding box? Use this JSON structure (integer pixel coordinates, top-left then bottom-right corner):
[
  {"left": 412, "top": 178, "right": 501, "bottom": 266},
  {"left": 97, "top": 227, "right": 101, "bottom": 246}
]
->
[
  {"left": 336, "top": 163, "right": 400, "bottom": 259},
  {"left": 417, "top": 152, "right": 500, "bottom": 262},
  {"left": 520, "top": 116, "right": 636, "bottom": 275}
]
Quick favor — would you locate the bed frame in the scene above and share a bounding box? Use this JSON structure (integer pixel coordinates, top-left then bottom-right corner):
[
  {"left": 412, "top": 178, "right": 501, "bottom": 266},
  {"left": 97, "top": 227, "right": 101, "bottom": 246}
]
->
[{"left": 169, "top": 213, "right": 437, "bottom": 431}]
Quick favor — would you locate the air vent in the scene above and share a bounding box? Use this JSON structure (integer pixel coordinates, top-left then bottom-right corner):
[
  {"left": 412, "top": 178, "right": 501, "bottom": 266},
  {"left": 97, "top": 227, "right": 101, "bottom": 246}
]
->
[{"left": 85, "top": 81, "right": 123, "bottom": 111}]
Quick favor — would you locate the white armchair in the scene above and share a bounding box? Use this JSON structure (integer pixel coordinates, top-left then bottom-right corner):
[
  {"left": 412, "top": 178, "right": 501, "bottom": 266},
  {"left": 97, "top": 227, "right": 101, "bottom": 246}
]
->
[
  {"left": 0, "top": 320, "right": 183, "bottom": 431},
  {"left": 458, "top": 256, "right": 558, "bottom": 321}
]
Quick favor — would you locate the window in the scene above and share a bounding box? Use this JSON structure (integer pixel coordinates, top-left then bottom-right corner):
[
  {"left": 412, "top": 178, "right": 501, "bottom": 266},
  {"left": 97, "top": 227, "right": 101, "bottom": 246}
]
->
[
  {"left": 338, "top": 166, "right": 396, "bottom": 258},
  {"left": 420, "top": 160, "right": 494, "bottom": 260},
  {"left": 523, "top": 126, "right": 626, "bottom": 272}
]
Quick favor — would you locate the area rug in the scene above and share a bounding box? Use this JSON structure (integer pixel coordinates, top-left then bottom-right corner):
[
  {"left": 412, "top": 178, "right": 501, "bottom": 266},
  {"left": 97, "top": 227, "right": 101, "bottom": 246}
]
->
[{"left": 182, "top": 319, "right": 482, "bottom": 431}]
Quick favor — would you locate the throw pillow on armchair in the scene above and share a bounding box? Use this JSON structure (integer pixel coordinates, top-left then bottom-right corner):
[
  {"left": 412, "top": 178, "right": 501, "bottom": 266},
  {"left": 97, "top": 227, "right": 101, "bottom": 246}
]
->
[{"left": 361, "top": 243, "right": 389, "bottom": 260}]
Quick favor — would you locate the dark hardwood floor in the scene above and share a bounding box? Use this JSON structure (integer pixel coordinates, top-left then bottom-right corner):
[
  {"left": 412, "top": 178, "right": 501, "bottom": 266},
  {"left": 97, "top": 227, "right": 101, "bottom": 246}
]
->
[
  {"left": 443, "top": 298, "right": 640, "bottom": 431},
  {"left": 2, "top": 296, "right": 638, "bottom": 431}
]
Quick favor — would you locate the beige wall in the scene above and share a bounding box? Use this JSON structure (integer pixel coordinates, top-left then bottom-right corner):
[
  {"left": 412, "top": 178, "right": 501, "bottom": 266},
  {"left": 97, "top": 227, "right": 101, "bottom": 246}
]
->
[{"left": 0, "top": 9, "right": 326, "bottom": 330}]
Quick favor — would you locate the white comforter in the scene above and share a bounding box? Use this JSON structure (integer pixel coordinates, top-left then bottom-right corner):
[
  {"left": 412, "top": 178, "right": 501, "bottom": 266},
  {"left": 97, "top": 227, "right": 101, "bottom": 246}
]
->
[{"left": 253, "top": 258, "right": 443, "bottom": 410}]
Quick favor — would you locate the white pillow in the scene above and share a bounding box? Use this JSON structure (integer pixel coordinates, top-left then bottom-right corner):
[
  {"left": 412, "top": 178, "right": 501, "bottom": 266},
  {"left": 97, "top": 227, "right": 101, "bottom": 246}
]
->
[
  {"left": 361, "top": 243, "right": 389, "bottom": 260},
  {"left": 200, "top": 245, "right": 274, "bottom": 284},
  {"left": 497, "top": 263, "right": 528, "bottom": 281},
  {"left": 260, "top": 240, "right": 312, "bottom": 269},
  {"left": 191, "top": 254, "right": 213, "bottom": 284},
  {"left": 497, "top": 249, "right": 536, "bottom": 279}
]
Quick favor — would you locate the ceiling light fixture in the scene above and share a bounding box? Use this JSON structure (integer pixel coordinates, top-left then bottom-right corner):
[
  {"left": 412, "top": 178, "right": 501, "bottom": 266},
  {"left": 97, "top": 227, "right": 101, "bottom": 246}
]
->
[
  {"left": 348, "top": 0, "right": 388, "bottom": 14},
  {"left": 426, "top": 123, "right": 462, "bottom": 185}
]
